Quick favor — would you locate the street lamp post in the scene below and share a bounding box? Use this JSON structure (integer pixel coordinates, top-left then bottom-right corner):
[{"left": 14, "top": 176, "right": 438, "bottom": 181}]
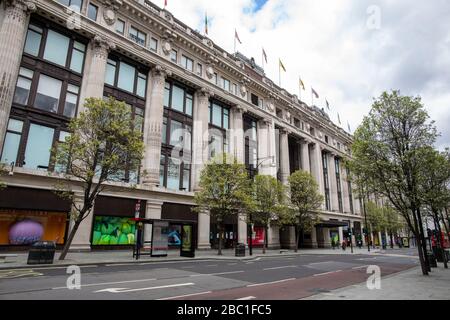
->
[{"left": 248, "top": 156, "right": 276, "bottom": 256}]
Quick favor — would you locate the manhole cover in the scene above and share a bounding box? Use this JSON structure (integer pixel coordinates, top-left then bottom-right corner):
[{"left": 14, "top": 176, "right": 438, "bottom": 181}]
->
[{"left": 310, "top": 288, "right": 331, "bottom": 293}]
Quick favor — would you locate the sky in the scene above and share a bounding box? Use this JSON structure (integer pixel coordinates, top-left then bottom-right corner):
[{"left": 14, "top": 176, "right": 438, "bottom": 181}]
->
[{"left": 159, "top": 0, "right": 450, "bottom": 150}]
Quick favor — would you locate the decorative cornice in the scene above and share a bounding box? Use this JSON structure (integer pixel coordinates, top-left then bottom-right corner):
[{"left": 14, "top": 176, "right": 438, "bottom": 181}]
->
[{"left": 91, "top": 35, "right": 116, "bottom": 59}]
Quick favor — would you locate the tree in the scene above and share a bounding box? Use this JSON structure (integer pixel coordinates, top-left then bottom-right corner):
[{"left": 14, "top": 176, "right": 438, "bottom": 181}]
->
[
  {"left": 349, "top": 90, "right": 438, "bottom": 275},
  {"left": 53, "top": 97, "right": 145, "bottom": 260},
  {"left": 250, "top": 175, "right": 288, "bottom": 254},
  {"left": 287, "top": 170, "right": 324, "bottom": 252},
  {"left": 420, "top": 147, "right": 450, "bottom": 268},
  {"left": 193, "top": 154, "right": 253, "bottom": 255},
  {"left": 382, "top": 205, "right": 405, "bottom": 248}
]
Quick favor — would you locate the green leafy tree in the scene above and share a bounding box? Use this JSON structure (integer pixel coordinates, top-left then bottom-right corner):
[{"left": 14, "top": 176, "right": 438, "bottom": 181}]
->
[
  {"left": 0, "top": 163, "right": 6, "bottom": 190},
  {"left": 382, "top": 205, "right": 405, "bottom": 248},
  {"left": 286, "top": 170, "right": 324, "bottom": 252},
  {"left": 349, "top": 90, "right": 438, "bottom": 275},
  {"left": 193, "top": 154, "right": 253, "bottom": 255},
  {"left": 53, "top": 97, "right": 145, "bottom": 260},
  {"left": 420, "top": 147, "right": 450, "bottom": 268},
  {"left": 250, "top": 175, "right": 288, "bottom": 254}
]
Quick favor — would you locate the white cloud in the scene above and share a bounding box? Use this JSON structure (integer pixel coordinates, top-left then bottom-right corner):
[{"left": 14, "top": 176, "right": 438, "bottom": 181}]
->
[{"left": 162, "top": 0, "right": 450, "bottom": 149}]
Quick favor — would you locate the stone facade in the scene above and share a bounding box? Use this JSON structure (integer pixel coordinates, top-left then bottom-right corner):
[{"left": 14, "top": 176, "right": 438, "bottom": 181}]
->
[{"left": 0, "top": 0, "right": 363, "bottom": 251}]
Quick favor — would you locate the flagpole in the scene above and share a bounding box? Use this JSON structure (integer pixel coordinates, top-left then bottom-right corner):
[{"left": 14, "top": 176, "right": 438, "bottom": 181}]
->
[
  {"left": 279, "top": 63, "right": 281, "bottom": 87},
  {"left": 311, "top": 87, "right": 313, "bottom": 106}
]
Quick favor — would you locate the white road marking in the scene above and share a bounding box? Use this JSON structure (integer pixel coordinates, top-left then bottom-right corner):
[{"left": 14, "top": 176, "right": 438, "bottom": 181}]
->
[
  {"left": 307, "top": 261, "right": 334, "bottom": 265},
  {"left": 190, "top": 271, "right": 244, "bottom": 277},
  {"left": 181, "top": 266, "right": 195, "bottom": 269},
  {"left": 94, "top": 282, "right": 194, "bottom": 293},
  {"left": 247, "top": 278, "right": 295, "bottom": 287},
  {"left": 263, "top": 265, "right": 297, "bottom": 271},
  {"left": 227, "top": 263, "right": 237, "bottom": 266},
  {"left": 105, "top": 263, "right": 137, "bottom": 267},
  {"left": 0, "top": 269, "right": 43, "bottom": 279},
  {"left": 352, "top": 265, "right": 369, "bottom": 270},
  {"left": 206, "top": 264, "right": 218, "bottom": 267},
  {"left": 236, "top": 296, "right": 256, "bottom": 300},
  {"left": 52, "top": 278, "right": 157, "bottom": 290},
  {"left": 138, "top": 259, "right": 229, "bottom": 266},
  {"left": 158, "top": 291, "right": 212, "bottom": 300},
  {"left": 313, "top": 270, "right": 342, "bottom": 277}
]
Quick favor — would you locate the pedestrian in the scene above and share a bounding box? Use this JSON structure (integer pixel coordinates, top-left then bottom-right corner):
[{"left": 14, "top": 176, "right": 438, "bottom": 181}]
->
[
  {"left": 341, "top": 241, "right": 347, "bottom": 251},
  {"left": 331, "top": 238, "right": 336, "bottom": 250}
]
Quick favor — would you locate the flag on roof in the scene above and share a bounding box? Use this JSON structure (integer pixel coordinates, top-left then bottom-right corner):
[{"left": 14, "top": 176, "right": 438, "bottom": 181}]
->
[
  {"left": 279, "top": 59, "right": 286, "bottom": 72},
  {"left": 204, "top": 12, "right": 208, "bottom": 35},
  {"left": 312, "top": 87, "right": 319, "bottom": 99},
  {"left": 262, "top": 48, "right": 268, "bottom": 63},
  {"left": 235, "top": 29, "right": 242, "bottom": 44},
  {"left": 299, "top": 77, "right": 305, "bottom": 90},
  {"left": 326, "top": 99, "right": 330, "bottom": 110}
]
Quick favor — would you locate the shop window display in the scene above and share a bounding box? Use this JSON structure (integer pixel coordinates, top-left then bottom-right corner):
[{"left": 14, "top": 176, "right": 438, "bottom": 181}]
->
[{"left": 92, "top": 216, "right": 136, "bottom": 246}]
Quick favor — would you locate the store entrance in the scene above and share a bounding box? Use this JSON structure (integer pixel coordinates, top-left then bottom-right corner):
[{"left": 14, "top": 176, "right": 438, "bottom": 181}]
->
[{"left": 210, "top": 223, "right": 237, "bottom": 249}]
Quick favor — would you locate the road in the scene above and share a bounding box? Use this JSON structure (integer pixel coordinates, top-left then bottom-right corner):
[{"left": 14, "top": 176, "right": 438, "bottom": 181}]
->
[{"left": 0, "top": 250, "right": 419, "bottom": 300}]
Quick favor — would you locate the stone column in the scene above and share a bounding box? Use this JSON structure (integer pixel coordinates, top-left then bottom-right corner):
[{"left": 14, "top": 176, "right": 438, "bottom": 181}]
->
[
  {"left": 301, "top": 139, "right": 311, "bottom": 173},
  {"left": 329, "top": 153, "right": 339, "bottom": 212},
  {"left": 70, "top": 192, "right": 94, "bottom": 250},
  {"left": 197, "top": 210, "right": 211, "bottom": 249},
  {"left": 279, "top": 128, "right": 290, "bottom": 185},
  {"left": 80, "top": 36, "right": 116, "bottom": 107},
  {"left": 192, "top": 88, "right": 212, "bottom": 191},
  {"left": 338, "top": 225, "right": 344, "bottom": 244},
  {"left": 230, "top": 105, "right": 245, "bottom": 163},
  {"left": 142, "top": 65, "right": 170, "bottom": 185},
  {"left": 267, "top": 225, "right": 280, "bottom": 249},
  {"left": 238, "top": 215, "right": 247, "bottom": 246},
  {"left": 342, "top": 164, "right": 351, "bottom": 213},
  {"left": 0, "top": 0, "right": 35, "bottom": 156},
  {"left": 257, "top": 119, "right": 276, "bottom": 177},
  {"left": 310, "top": 143, "right": 325, "bottom": 208}
]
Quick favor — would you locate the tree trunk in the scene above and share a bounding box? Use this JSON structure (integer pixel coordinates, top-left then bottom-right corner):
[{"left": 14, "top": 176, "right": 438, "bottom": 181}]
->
[
  {"left": 217, "top": 224, "right": 223, "bottom": 256},
  {"left": 416, "top": 208, "right": 431, "bottom": 272},
  {"left": 440, "top": 211, "right": 450, "bottom": 238},
  {"left": 411, "top": 208, "right": 429, "bottom": 275},
  {"left": 390, "top": 232, "right": 394, "bottom": 249},
  {"left": 295, "top": 226, "right": 300, "bottom": 253},
  {"left": 263, "top": 225, "right": 267, "bottom": 254},
  {"left": 59, "top": 215, "right": 83, "bottom": 261},
  {"left": 434, "top": 210, "right": 448, "bottom": 269}
]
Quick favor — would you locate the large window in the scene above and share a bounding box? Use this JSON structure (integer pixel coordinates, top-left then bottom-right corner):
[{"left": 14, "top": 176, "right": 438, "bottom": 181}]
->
[
  {"left": 115, "top": 19, "right": 125, "bottom": 34},
  {"left": 335, "top": 157, "right": 343, "bottom": 213},
  {"left": 1, "top": 119, "right": 23, "bottom": 165},
  {"left": 105, "top": 55, "right": 147, "bottom": 98},
  {"left": 87, "top": 3, "right": 98, "bottom": 21},
  {"left": 57, "top": 0, "right": 83, "bottom": 12},
  {"left": 244, "top": 116, "right": 258, "bottom": 178},
  {"left": 24, "top": 123, "right": 55, "bottom": 170},
  {"left": 129, "top": 26, "right": 146, "bottom": 46},
  {"left": 23, "top": 23, "right": 86, "bottom": 74},
  {"left": 181, "top": 55, "right": 194, "bottom": 72},
  {"left": 160, "top": 80, "right": 193, "bottom": 191},
  {"left": 208, "top": 101, "right": 230, "bottom": 159},
  {"left": 347, "top": 167, "right": 354, "bottom": 214},
  {"left": 163, "top": 81, "right": 193, "bottom": 116},
  {"left": 322, "top": 152, "right": 331, "bottom": 211}
]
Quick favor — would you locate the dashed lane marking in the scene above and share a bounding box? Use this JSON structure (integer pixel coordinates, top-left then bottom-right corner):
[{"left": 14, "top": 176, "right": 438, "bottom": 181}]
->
[
  {"left": 52, "top": 277, "right": 157, "bottom": 290},
  {"left": 158, "top": 291, "right": 212, "bottom": 300},
  {"left": 313, "top": 270, "right": 342, "bottom": 277},
  {"left": 247, "top": 278, "right": 296, "bottom": 287},
  {"left": 236, "top": 296, "right": 256, "bottom": 300}
]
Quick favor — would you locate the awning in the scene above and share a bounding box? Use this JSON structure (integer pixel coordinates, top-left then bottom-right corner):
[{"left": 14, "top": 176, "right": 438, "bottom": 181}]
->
[{"left": 315, "top": 220, "right": 349, "bottom": 228}]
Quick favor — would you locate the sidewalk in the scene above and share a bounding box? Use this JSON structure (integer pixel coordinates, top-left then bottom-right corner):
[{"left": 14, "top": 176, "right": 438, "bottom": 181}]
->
[
  {"left": 304, "top": 265, "right": 450, "bottom": 300},
  {"left": 0, "top": 247, "right": 382, "bottom": 269}
]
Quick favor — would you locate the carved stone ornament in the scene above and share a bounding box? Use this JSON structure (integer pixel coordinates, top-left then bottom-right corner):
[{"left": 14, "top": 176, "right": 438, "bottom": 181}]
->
[
  {"left": 5, "top": 0, "right": 36, "bottom": 19},
  {"left": 267, "top": 101, "right": 275, "bottom": 112},
  {"left": 240, "top": 85, "right": 247, "bottom": 97},
  {"left": 285, "top": 111, "right": 291, "bottom": 122},
  {"left": 205, "top": 65, "right": 214, "bottom": 79},
  {"left": 162, "top": 40, "right": 172, "bottom": 55},
  {"left": 103, "top": 7, "right": 116, "bottom": 25}
]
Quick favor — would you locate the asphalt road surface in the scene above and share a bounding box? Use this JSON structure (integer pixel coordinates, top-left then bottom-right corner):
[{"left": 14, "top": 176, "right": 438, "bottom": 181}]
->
[{"left": 0, "top": 251, "right": 419, "bottom": 300}]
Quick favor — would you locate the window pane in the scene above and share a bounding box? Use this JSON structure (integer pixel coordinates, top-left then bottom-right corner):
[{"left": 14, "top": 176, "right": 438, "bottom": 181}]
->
[
  {"left": 167, "top": 157, "right": 180, "bottom": 190},
  {"left": 162, "top": 117, "right": 167, "bottom": 144},
  {"left": 88, "top": 4, "right": 98, "bottom": 21},
  {"left": 24, "top": 27, "right": 42, "bottom": 56},
  {"left": 184, "top": 125, "right": 192, "bottom": 151},
  {"left": 64, "top": 92, "right": 78, "bottom": 118},
  {"left": 170, "top": 50, "right": 177, "bottom": 62},
  {"left": 159, "top": 155, "right": 165, "bottom": 186},
  {"left": 43, "top": 30, "right": 70, "bottom": 66},
  {"left": 1, "top": 132, "right": 21, "bottom": 164},
  {"left": 223, "top": 110, "right": 229, "bottom": 129},
  {"left": 185, "top": 94, "right": 193, "bottom": 116},
  {"left": 70, "top": 48, "right": 85, "bottom": 73},
  {"left": 8, "top": 119, "right": 23, "bottom": 132},
  {"left": 24, "top": 123, "right": 55, "bottom": 170},
  {"left": 105, "top": 60, "right": 116, "bottom": 85},
  {"left": 150, "top": 38, "right": 158, "bottom": 51},
  {"left": 164, "top": 82, "right": 170, "bottom": 107},
  {"left": 182, "top": 168, "right": 190, "bottom": 191},
  {"left": 212, "top": 103, "right": 222, "bottom": 127},
  {"left": 171, "top": 85, "right": 184, "bottom": 112},
  {"left": 117, "top": 62, "right": 135, "bottom": 92},
  {"left": 35, "top": 75, "right": 62, "bottom": 113},
  {"left": 136, "top": 75, "right": 147, "bottom": 97},
  {"left": 13, "top": 76, "right": 32, "bottom": 105},
  {"left": 169, "top": 120, "right": 183, "bottom": 146},
  {"left": 115, "top": 20, "right": 125, "bottom": 34}
]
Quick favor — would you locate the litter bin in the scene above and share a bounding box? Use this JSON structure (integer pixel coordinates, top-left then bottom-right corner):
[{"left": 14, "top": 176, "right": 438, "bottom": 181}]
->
[
  {"left": 235, "top": 243, "right": 246, "bottom": 257},
  {"left": 27, "top": 241, "right": 56, "bottom": 265},
  {"left": 427, "top": 252, "right": 437, "bottom": 268}
]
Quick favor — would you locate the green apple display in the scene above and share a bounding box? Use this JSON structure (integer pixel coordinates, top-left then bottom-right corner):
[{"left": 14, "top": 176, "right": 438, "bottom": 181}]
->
[{"left": 92, "top": 216, "right": 136, "bottom": 246}]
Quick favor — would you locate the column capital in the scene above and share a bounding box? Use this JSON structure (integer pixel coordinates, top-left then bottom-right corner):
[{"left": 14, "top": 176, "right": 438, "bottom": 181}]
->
[
  {"left": 234, "top": 104, "right": 247, "bottom": 114},
  {"left": 92, "top": 35, "right": 116, "bottom": 59},
  {"left": 151, "top": 64, "right": 172, "bottom": 79},
  {"left": 197, "top": 87, "right": 214, "bottom": 100},
  {"left": 5, "top": 0, "right": 36, "bottom": 12},
  {"left": 279, "top": 127, "right": 290, "bottom": 135}
]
